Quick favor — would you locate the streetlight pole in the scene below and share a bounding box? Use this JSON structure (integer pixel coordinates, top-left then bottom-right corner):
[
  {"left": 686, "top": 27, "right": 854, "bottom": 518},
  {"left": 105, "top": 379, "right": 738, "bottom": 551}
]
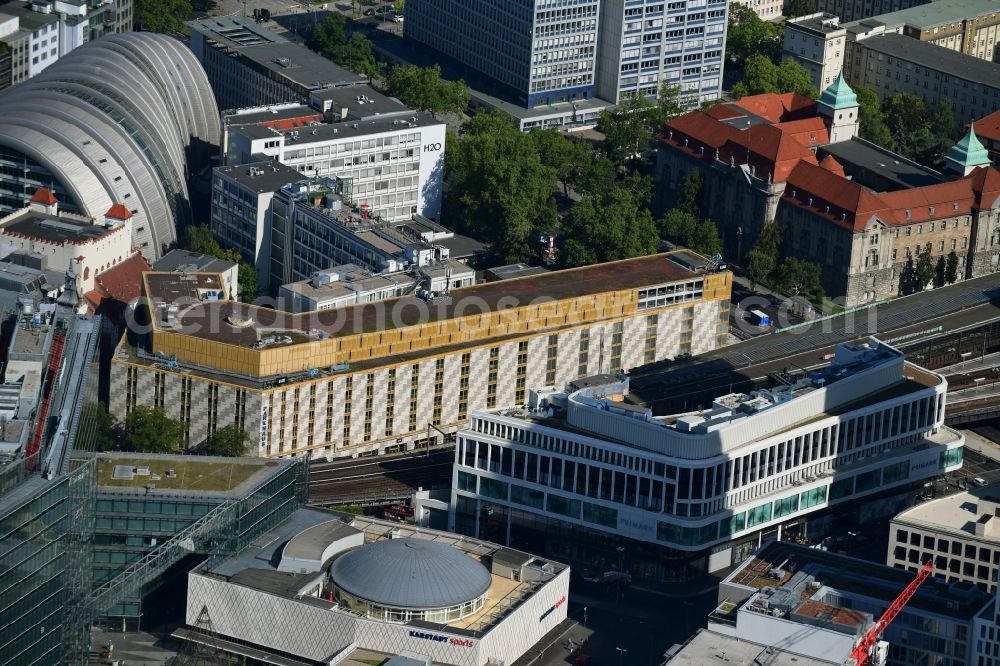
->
[
  {"left": 615, "top": 646, "right": 627, "bottom": 666},
  {"left": 583, "top": 606, "right": 588, "bottom": 627}
]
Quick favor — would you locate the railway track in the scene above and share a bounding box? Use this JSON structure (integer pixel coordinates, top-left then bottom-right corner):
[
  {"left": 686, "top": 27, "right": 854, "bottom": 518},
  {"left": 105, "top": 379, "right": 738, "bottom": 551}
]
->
[{"left": 308, "top": 450, "right": 454, "bottom": 505}]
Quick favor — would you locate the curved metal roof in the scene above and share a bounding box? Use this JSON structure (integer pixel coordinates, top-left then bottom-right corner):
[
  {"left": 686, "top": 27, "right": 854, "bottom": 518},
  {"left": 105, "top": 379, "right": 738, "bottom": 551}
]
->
[
  {"left": 0, "top": 33, "right": 220, "bottom": 260},
  {"left": 330, "top": 538, "right": 492, "bottom": 610}
]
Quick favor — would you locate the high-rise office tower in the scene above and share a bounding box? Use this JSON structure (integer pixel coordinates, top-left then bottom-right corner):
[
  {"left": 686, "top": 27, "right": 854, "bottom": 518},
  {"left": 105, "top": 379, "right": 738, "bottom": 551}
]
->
[
  {"left": 406, "top": 0, "right": 727, "bottom": 110},
  {"left": 405, "top": 0, "right": 600, "bottom": 109},
  {"left": 596, "top": 0, "right": 728, "bottom": 105}
]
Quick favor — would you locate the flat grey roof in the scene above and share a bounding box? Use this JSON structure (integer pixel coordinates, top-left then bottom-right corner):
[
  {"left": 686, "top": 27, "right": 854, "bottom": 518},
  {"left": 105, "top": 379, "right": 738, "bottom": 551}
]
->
[
  {"left": 281, "top": 518, "right": 361, "bottom": 562},
  {"left": 855, "top": 33, "right": 1000, "bottom": 90},
  {"left": 188, "top": 16, "right": 366, "bottom": 91},
  {"left": 214, "top": 161, "right": 303, "bottom": 194},
  {"left": 852, "top": 0, "right": 1000, "bottom": 30},
  {"left": 433, "top": 233, "right": 488, "bottom": 259},
  {"left": 893, "top": 485, "right": 1000, "bottom": 541},
  {"left": 786, "top": 13, "right": 845, "bottom": 36},
  {"left": 666, "top": 629, "right": 838, "bottom": 665},
  {"left": 2, "top": 212, "right": 114, "bottom": 244},
  {"left": 310, "top": 84, "right": 410, "bottom": 119},
  {"left": 818, "top": 138, "right": 945, "bottom": 191},
  {"left": 227, "top": 103, "right": 441, "bottom": 143},
  {"left": 487, "top": 264, "right": 551, "bottom": 280},
  {"left": 153, "top": 249, "right": 237, "bottom": 275}
]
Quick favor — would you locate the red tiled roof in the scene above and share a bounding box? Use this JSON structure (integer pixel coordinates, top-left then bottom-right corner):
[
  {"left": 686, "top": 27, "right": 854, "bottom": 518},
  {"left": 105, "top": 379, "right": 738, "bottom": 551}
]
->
[
  {"left": 975, "top": 110, "right": 1000, "bottom": 144},
  {"left": 95, "top": 253, "right": 150, "bottom": 304},
  {"left": 785, "top": 161, "right": 885, "bottom": 231},
  {"left": 877, "top": 180, "right": 975, "bottom": 224},
  {"left": 970, "top": 165, "right": 1000, "bottom": 208},
  {"left": 665, "top": 111, "right": 736, "bottom": 150},
  {"left": 30, "top": 188, "right": 57, "bottom": 205},
  {"left": 731, "top": 92, "right": 817, "bottom": 123},
  {"left": 105, "top": 203, "right": 132, "bottom": 220},
  {"left": 704, "top": 104, "right": 743, "bottom": 121},
  {"left": 818, "top": 154, "right": 846, "bottom": 176},
  {"left": 775, "top": 117, "right": 830, "bottom": 149}
]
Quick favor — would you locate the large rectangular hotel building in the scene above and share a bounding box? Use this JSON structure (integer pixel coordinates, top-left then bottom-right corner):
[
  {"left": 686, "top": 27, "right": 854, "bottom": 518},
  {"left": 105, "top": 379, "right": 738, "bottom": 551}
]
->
[{"left": 110, "top": 251, "right": 731, "bottom": 460}]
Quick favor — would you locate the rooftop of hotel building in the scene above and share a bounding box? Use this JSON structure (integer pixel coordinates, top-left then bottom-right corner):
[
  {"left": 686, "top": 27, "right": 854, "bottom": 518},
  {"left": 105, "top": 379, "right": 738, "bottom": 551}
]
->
[
  {"left": 141, "top": 251, "right": 719, "bottom": 347},
  {"left": 726, "top": 541, "right": 991, "bottom": 620}
]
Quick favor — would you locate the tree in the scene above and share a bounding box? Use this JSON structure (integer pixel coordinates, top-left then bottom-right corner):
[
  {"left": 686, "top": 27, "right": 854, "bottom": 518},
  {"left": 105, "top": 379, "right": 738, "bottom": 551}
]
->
[
  {"left": 529, "top": 129, "right": 593, "bottom": 197},
  {"left": 306, "top": 14, "right": 380, "bottom": 80},
  {"left": 774, "top": 257, "right": 824, "bottom": 305},
  {"left": 206, "top": 425, "right": 250, "bottom": 457},
  {"left": 945, "top": 250, "right": 959, "bottom": 284},
  {"left": 599, "top": 84, "right": 688, "bottom": 164},
  {"left": 933, "top": 256, "right": 946, "bottom": 288},
  {"left": 444, "top": 111, "right": 557, "bottom": 263},
  {"left": 657, "top": 209, "right": 722, "bottom": 257},
  {"left": 856, "top": 85, "right": 895, "bottom": 151},
  {"left": 383, "top": 64, "right": 470, "bottom": 117},
  {"left": 735, "top": 55, "right": 818, "bottom": 99},
  {"left": 914, "top": 245, "right": 935, "bottom": 290},
  {"left": 122, "top": 406, "right": 184, "bottom": 454},
  {"left": 559, "top": 183, "right": 659, "bottom": 268},
  {"left": 746, "top": 249, "right": 776, "bottom": 289},
  {"left": 135, "top": 0, "right": 191, "bottom": 33},
  {"left": 785, "top": 0, "right": 816, "bottom": 17},
  {"left": 754, "top": 220, "right": 782, "bottom": 261},
  {"left": 182, "top": 225, "right": 256, "bottom": 303},
  {"left": 675, "top": 168, "right": 703, "bottom": 217},
  {"left": 80, "top": 402, "right": 118, "bottom": 452},
  {"left": 726, "top": 5, "right": 782, "bottom": 65}
]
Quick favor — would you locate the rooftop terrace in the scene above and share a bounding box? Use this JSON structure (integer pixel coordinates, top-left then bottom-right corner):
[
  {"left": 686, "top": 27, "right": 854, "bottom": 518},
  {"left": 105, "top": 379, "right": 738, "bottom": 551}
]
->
[
  {"left": 727, "top": 541, "right": 991, "bottom": 621},
  {"left": 1, "top": 211, "right": 117, "bottom": 245},
  {"left": 143, "top": 252, "right": 715, "bottom": 347}
]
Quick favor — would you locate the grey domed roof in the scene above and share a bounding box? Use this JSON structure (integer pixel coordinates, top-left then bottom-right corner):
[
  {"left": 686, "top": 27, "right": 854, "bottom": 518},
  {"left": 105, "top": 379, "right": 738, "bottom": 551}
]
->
[{"left": 329, "top": 538, "right": 492, "bottom": 609}]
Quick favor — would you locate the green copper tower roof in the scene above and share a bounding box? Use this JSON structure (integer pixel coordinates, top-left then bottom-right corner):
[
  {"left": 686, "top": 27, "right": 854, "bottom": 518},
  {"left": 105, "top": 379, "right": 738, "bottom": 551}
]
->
[
  {"left": 945, "top": 124, "right": 991, "bottom": 171},
  {"left": 819, "top": 72, "right": 858, "bottom": 111}
]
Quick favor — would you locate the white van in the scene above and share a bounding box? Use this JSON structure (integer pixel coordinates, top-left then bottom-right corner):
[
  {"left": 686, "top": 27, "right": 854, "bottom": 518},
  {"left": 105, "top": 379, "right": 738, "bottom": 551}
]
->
[{"left": 973, "top": 477, "right": 988, "bottom": 487}]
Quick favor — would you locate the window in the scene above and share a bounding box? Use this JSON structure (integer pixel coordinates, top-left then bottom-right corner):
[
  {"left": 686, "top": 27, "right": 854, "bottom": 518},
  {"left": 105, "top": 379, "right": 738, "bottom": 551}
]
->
[
  {"left": 746, "top": 503, "right": 772, "bottom": 527},
  {"left": 510, "top": 484, "right": 544, "bottom": 509}
]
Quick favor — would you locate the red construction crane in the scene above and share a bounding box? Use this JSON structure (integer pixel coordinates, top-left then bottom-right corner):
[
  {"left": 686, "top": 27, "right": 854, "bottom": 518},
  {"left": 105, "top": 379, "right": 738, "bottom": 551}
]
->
[{"left": 848, "top": 559, "right": 934, "bottom": 666}]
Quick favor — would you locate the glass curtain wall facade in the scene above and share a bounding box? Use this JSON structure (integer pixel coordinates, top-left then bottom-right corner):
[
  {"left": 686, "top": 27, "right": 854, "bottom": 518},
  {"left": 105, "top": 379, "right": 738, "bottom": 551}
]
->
[
  {"left": 92, "top": 458, "right": 305, "bottom": 630},
  {"left": 0, "top": 459, "right": 95, "bottom": 666}
]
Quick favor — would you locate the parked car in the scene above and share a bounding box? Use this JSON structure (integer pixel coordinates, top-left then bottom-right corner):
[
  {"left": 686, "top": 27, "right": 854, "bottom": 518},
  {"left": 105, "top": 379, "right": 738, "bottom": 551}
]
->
[
  {"left": 392, "top": 14, "right": 404, "bottom": 22},
  {"left": 363, "top": 8, "right": 375, "bottom": 15}
]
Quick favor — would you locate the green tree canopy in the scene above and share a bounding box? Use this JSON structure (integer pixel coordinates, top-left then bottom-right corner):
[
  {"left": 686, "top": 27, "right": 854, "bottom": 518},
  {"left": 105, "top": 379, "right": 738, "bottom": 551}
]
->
[
  {"left": 559, "top": 181, "right": 659, "bottom": 268},
  {"left": 658, "top": 209, "right": 723, "bottom": 257},
  {"left": 80, "top": 402, "right": 118, "bottom": 452},
  {"left": 786, "top": 0, "right": 817, "bottom": 17},
  {"left": 182, "top": 225, "right": 256, "bottom": 303},
  {"left": 123, "top": 406, "right": 184, "bottom": 454},
  {"left": 856, "top": 85, "right": 895, "bottom": 151},
  {"left": 599, "top": 84, "right": 687, "bottom": 163},
  {"left": 753, "top": 220, "right": 783, "bottom": 261},
  {"left": 745, "top": 249, "right": 776, "bottom": 289},
  {"left": 306, "top": 14, "right": 379, "bottom": 80},
  {"left": 945, "top": 250, "right": 959, "bottom": 284},
  {"left": 528, "top": 129, "right": 594, "bottom": 197},
  {"left": 206, "top": 425, "right": 250, "bottom": 457},
  {"left": 726, "top": 6, "right": 782, "bottom": 65},
  {"left": 444, "top": 111, "right": 557, "bottom": 263},
  {"left": 774, "top": 258, "right": 824, "bottom": 305},
  {"left": 732, "top": 56, "right": 818, "bottom": 99},
  {"left": 914, "top": 245, "right": 935, "bottom": 289},
  {"left": 383, "top": 64, "right": 470, "bottom": 117},
  {"left": 135, "top": 0, "right": 192, "bottom": 33},
  {"left": 675, "top": 168, "right": 703, "bottom": 218}
]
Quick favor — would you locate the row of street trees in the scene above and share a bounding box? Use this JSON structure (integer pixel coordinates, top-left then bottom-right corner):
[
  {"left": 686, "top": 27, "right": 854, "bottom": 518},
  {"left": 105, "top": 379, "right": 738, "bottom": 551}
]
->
[
  {"left": 745, "top": 221, "right": 826, "bottom": 305},
  {"left": 83, "top": 403, "right": 250, "bottom": 456}
]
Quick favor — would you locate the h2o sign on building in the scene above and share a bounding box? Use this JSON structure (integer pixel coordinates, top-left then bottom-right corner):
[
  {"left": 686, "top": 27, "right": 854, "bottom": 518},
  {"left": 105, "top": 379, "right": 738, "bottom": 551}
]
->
[{"left": 423, "top": 142, "right": 442, "bottom": 152}]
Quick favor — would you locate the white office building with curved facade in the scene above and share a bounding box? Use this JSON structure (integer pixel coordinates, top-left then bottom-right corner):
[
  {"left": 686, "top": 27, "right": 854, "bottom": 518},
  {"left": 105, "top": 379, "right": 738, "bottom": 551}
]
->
[
  {"left": 450, "top": 337, "right": 964, "bottom": 583},
  {"left": 0, "top": 33, "right": 220, "bottom": 261}
]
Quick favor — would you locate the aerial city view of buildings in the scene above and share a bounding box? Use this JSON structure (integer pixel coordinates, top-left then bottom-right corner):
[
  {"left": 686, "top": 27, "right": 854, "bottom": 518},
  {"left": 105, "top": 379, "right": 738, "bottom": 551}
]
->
[{"left": 2, "top": 0, "right": 1000, "bottom": 665}]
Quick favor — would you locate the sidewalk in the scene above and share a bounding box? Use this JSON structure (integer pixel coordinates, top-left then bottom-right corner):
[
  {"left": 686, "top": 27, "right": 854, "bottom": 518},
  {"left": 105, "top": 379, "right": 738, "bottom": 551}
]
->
[{"left": 961, "top": 428, "right": 1000, "bottom": 463}]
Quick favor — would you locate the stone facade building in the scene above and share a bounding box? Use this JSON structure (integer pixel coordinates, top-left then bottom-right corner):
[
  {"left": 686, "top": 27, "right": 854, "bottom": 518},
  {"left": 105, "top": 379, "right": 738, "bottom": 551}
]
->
[{"left": 655, "top": 75, "right": 1000, "bottom": 306}]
